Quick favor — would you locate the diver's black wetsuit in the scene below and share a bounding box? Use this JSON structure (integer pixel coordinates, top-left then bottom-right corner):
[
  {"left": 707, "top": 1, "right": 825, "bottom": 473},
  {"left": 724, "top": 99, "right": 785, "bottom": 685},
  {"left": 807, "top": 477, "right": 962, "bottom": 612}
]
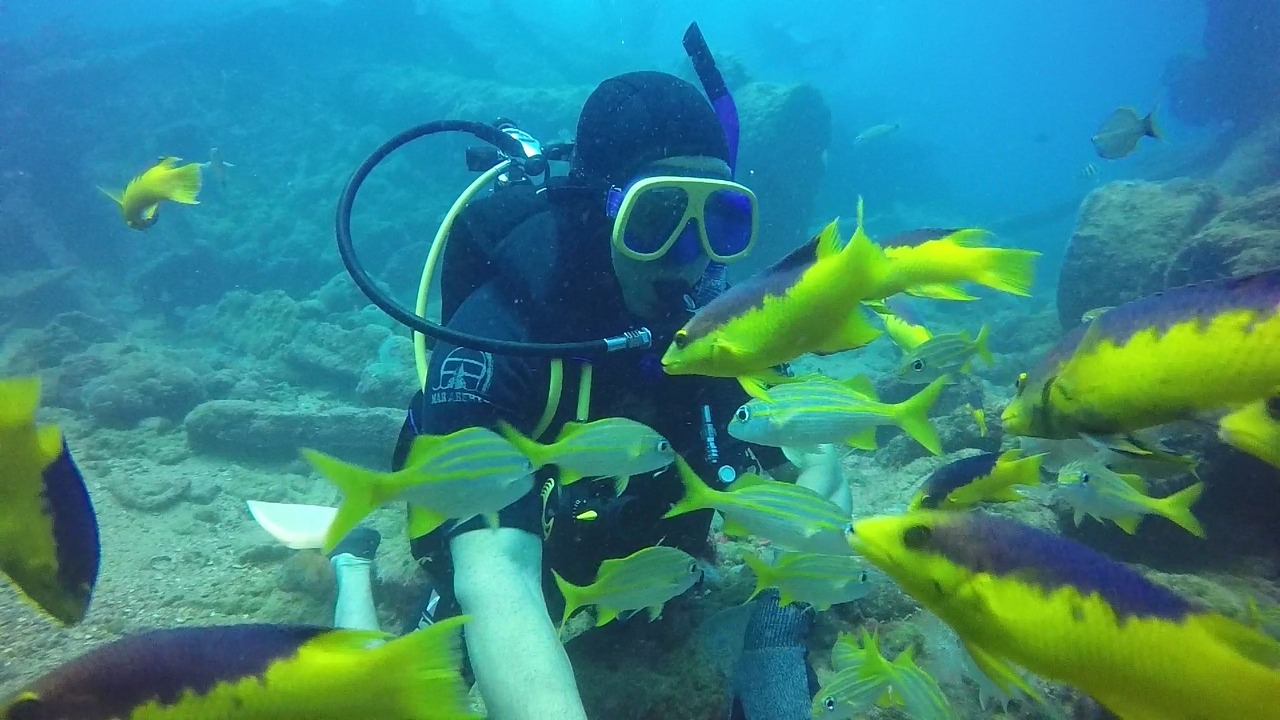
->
[{"left": 389, "top": 183, "right": 786, "bottom": 621}]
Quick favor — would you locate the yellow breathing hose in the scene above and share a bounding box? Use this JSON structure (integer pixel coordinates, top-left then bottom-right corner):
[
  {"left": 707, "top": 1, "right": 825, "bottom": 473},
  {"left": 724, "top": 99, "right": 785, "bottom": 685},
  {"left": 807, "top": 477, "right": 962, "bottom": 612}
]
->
[{"left": 413, "top": 161, "right": 512, "bottom": 388}]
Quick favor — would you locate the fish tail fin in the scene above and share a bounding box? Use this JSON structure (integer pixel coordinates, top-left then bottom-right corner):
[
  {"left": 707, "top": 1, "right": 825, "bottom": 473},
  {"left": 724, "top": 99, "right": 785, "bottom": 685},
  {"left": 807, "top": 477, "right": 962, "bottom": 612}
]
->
[
  {"left": 0, "top": 376, "right": 41, "bottom": 426},
  {"left": 972, "top": 247, "right": 1039, "bottom": 297},
  {"left": 741, "top": 553, "right": 773, "bottom": 602},
  {"left": 357, "top": 616, "right": 478, "bottom": 718},
  {"left": 973, "top": 324, "right": 994, "bottom": 364},
  {"left": 893, "top": 376, "right": 947, "bottom": 454},
  {"left": 989, "top": 451, "right": 1043, "bottom": 501},
  {"left": 553, "top": 570, "right": 585, "bottom": 630},
  {"left": 161, "top": 162, "right": 203, "bottom": 204},
  {"left": 1144, "top": 109, "right": 1163, "bottom": 141},
  {"left": 495, "top": 420, "right": 553, "bottom": 470},
  {"left": 1157, "top": 482, "right": 1206, "bottom": 538},
  {"left": 662, "top": 456, "right": 717, "bottom": 518},
  {"left": 300, "top": 448, "right": 386, "bottom": 553},
  {"left": 97, "top": 185, "right": 124, "bottom": 206}
]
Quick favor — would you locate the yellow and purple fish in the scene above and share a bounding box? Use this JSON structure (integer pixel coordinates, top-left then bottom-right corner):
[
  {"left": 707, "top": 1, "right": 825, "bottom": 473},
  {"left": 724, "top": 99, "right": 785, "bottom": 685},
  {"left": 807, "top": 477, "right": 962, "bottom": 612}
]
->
[
  {"left": 1, "top": 617, "right": 477, "bottom": 719},
  {"left": 0, "top": 377, "right": 99, "bottom": 626},
  {"left": 1217, "top": 396, "right": 1280, "bottom": 470},
  {"left": 661, "top": 204, "right": 884, "bottom": 385},
  {"left": 100, "top": 157, "right": 202, "bottom": 230},
  {"left": 1003, "top": 270, "right": 1280, "bottom": 441},
  {"left": 865, "top": 228, "right": 1040, "bottom": 301},
  {"left": 848, "top": 510, "right": 1280, "bottom": 719},
  {"left": 908, "top": 449, "right": 1042, "bottom": 511}
]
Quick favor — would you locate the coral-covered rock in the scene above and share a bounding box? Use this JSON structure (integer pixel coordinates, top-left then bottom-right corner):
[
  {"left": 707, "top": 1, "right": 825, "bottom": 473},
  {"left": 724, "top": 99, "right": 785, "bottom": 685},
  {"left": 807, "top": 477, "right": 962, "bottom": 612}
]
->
[
  {"left": 1211, "top": 120, "right": 1280, "bottom": 195},
  {"left": 1, "top": 311, "right": 116, "bottom": 374},
  {"left": 79, "top": 344, "right": 211, "bottom": 427},
  {"left": 184, "top": 399, "right": 403, "bottom": 465},
  {"left": 1166, "top": 182, "right": 1280, "bottom": 287},
  {"left": 283, "top": 321, "right": 393, "bottom": 391},
  {"left": 1056, "top": 180, "right": 1222, "bottom": 328}
]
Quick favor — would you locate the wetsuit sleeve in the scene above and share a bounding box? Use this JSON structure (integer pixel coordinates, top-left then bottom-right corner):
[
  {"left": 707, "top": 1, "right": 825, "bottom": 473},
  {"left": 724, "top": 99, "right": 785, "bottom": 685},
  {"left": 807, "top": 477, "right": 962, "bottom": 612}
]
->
[{"left": 390, "top": 278, "right": 550, "bottom": 541}]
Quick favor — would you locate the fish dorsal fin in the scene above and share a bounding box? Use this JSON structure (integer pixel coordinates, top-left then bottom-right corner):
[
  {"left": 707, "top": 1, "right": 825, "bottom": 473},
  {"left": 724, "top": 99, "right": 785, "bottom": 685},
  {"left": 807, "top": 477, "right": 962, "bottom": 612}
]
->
[
  {"left": 98, "top": 186, "right": 124, "bottom": 206},
  {"left": 814, "top": 218, "right": 844, "bottom": 261},
  {"left": 939, "top": 228, "right": 990, "bottom": 248},
  {"left": 556, "top": 421, "right": 588, "bottom": 442},
  {"left": 842, "top": 374, "right": 878, "bottom": 399}
]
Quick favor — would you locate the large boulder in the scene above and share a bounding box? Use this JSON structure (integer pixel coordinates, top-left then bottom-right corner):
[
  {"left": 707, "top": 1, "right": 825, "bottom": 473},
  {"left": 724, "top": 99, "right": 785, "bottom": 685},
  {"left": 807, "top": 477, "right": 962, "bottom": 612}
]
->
[
  {"left": 1056, "top": 180, "right": 1222, "bottom": 328},
  {"left": 184, "top": 399, "right": 403, "bottom": 467},
  {"left": 1167, "top": 183, "right": 1280, "bottom": 286}
]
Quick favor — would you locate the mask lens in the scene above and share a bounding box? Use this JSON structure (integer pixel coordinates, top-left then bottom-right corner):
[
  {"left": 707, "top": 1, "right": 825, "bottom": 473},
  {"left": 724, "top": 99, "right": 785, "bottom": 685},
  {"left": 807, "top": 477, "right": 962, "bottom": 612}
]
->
[
  {"left": 622, "top": 186, "right": 690, "bottom": 255},
  {"left": 703, "top": 188, "right": 753, "bottom": 257}
]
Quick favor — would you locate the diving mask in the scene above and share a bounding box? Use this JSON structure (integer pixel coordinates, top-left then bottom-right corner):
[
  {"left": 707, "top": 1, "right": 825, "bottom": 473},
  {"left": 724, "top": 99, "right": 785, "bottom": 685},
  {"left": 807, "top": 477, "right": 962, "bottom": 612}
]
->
[{"left": 607, "top": 175, "right": 757, "bottom": 264}]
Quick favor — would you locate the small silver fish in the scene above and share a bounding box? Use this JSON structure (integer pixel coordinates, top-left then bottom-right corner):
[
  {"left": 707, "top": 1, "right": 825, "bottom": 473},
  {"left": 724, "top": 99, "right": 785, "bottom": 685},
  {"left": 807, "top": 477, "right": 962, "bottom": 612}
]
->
[
  {"left": 853, "top": 123, "right": 900, "bottom": 144},
  {"left": 894, "top": 325, "right": 992, "bottom": 385},
  {"left": 553, "top": 545, "right": 702, "bottom": 629},
  {"left": 1056, "top": 459, "right": 1204, "bottom": 537}
]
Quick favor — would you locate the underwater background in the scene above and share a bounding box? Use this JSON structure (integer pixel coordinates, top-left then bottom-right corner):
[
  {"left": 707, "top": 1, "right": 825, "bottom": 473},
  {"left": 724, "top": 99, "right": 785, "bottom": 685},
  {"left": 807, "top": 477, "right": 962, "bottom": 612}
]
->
[{"left": 2, "top": 0, "right": 1279, "bottom": 717}]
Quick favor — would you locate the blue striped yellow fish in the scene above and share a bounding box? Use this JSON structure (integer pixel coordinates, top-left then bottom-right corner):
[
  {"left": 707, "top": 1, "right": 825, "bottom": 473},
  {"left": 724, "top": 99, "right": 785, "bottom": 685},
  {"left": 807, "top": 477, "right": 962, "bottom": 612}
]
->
[
  {"left": 0, "top": 377, "right": 99, "bottom": 626},
  {"left": 848, "top": 511, "right": 1280, "bottom": 719}
]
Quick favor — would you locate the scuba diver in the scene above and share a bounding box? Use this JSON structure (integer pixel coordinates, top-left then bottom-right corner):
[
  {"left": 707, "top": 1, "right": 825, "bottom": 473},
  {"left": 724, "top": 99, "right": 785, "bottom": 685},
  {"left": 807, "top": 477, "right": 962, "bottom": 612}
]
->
[{"left": 327, "top": 30, "right": 849, "bottom": 719}]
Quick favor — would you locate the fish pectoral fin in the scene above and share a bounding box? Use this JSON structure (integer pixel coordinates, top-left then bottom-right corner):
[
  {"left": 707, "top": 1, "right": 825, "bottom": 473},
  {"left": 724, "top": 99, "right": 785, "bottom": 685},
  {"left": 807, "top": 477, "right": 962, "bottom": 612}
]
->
[
  {"left": 812, "top": 311, "right": 883, "bottom": 354},
  {"left": 1115, "top": 472, "right": 1147, "bottom": 493},
  {"left": 905, "top": 283, "right": 979, "bottom": 301},
  {"left": 844, "top": 427, "right": 878, "bottom": 451},
  {"left": 613, "top": 476, "right": 629, "bottom": 496},
  {"left": 738, "top": 375, "right": 773, "bottom": 401},
  {"left": 961, "top": 641, "right": 1043, "bottom": 703}
]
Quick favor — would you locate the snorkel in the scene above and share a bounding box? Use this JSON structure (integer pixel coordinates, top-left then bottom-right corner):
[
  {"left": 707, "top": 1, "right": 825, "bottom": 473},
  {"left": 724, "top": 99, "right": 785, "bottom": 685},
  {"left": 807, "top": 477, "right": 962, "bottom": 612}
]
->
[
  {"left": 333, "top": 22, "right": 740, "bottom": 362},
  {"left": 682, "top": 22, "right": 739, "bottom": 308}
]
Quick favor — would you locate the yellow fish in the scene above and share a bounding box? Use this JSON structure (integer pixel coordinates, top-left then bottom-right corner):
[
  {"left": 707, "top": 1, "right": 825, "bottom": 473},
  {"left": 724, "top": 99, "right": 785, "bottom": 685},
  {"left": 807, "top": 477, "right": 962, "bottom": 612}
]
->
[
  {"left": 0, "top": 377, "right": 99, "bottom": 626},
  {"left": 1003, "top": 270, "right": 1280, "bottom": 440},
  {"left": 1, "top": 616, "right": 477, "bottom": 719},
  {"left": 848, "top": 510, "right": 1280, "bottom": 720},
  {"left": 661, "top": 201, "right": 884, "bottom": 385},
  {"left": 100, "top": 156, "right": 202, "bottom": 230},
  {"left": 908, "top": 449, "right": 1042, "bottom": 511},
  {"left": 866, "top": 297, "right": 933, "bottom": 351},
  {"left": 662, "top": 201, "right": 1038, "bottom": 390}
]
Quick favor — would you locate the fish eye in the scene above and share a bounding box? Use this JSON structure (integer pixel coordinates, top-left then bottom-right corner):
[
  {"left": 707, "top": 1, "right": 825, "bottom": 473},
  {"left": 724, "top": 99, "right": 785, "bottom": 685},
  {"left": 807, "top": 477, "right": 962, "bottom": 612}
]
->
[
  {"left": 1079, "top": 471, "right": 1090, "bottom": 484},
  {"left": 657, "top": 439, "right": 671, "bottom": 453},
  {"left": 912, "top": 359, "right": 926, "bottom": 372},
  {"left": 902, "top": 524, "right": 932, "bottom": 550},
  {"left": 1016, "top": 372, "right": 1028, "bottom": 392},
  {"left": 734, "top": 406, "right": 750, "bottom": 423},
  {"left": 688, "top": 561, "right": 699, "bottom": 574},
  {"left": 673, "top": 330, "right": 689, "bottom": 349},
  {"left": 822, "top": 696, "right": 837, "bottom": 711},
  {"left": 859, "top": 571, "right": 868, "bottom": 582}
]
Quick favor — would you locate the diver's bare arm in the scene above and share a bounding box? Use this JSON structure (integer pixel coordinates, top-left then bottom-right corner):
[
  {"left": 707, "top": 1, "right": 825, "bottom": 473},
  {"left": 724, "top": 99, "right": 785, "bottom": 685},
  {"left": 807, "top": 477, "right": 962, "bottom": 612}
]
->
[
  {"left": 450, "top": 523, "right": 588, "bottom": 720},
  {"left": 779, "top": 444, "right": 850, "bottom": 513}
]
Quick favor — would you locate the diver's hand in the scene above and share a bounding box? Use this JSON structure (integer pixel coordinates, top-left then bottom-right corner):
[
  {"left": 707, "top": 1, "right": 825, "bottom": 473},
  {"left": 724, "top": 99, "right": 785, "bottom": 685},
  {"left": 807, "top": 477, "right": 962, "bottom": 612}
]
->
[{"left": 782, "top": 444, "right": 850, "bottom": 513}]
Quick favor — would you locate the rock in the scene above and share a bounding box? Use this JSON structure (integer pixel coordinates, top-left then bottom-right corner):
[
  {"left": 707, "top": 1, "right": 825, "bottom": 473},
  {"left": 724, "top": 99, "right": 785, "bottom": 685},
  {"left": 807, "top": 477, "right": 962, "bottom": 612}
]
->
[
  {"left": 733, "top": 82, "right": 833, "bottom": 276},
  {"left": 1056, "top": 180, "right": 1223, "bottom": 328},
  {"left": 1, "top": 311, "right": 115, "bottom": 374},
  {"left": 107, "top": 473, "right": 191, "bottom": 512},
  {"left": 184, "top": 399, "right": 403, "bottom": 466},
  {"left": 282, "top": 321, "right": 393, "bottom": 392},
  {"left": 1211, "top": 120, "right": 1280, "bottom": 195},
  {"left": 79, "top": 345, "right": 210, "bottom": 427},
  {"left": 1166, "top": 182, "right": 1280, "bottom": 287}
]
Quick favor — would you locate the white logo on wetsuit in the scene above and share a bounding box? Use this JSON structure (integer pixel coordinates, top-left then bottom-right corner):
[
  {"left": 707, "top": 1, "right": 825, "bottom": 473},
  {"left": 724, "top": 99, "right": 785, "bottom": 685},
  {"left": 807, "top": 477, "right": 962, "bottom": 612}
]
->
[{"left": 430, "top": 348, "right": 494, "bottom": 405}]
